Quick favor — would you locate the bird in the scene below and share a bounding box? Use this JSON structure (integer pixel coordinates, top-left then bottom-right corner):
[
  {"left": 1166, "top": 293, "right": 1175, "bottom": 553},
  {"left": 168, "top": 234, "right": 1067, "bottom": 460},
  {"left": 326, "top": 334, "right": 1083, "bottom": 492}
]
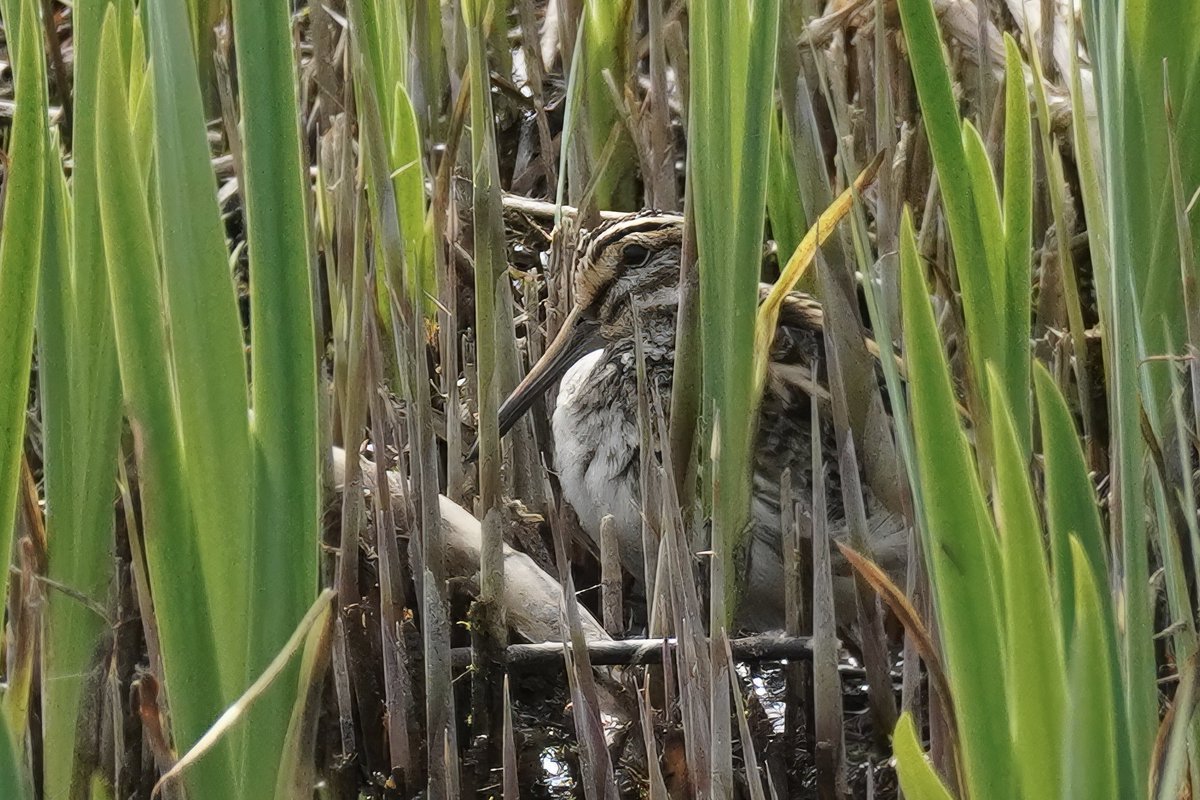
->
[{"left": 492, "top": 211, "right": 907, "bottom": 630}]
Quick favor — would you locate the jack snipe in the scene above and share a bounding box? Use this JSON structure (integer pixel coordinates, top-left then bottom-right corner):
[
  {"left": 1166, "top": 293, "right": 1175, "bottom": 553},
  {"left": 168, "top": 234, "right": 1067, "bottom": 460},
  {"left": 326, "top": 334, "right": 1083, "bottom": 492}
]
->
[{"left": 495, "top": 212, "right": 906, "bottom": 629}]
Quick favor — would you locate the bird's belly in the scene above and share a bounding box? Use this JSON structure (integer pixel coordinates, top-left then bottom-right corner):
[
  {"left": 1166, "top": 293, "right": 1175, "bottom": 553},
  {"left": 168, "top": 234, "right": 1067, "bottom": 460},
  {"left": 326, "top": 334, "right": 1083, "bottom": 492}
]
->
[
  {"left": 548, "top": 349, "right": 906, "bottom": 632},
  {"left": 552, "top": 350, "right": 644, "bottom": 568}
]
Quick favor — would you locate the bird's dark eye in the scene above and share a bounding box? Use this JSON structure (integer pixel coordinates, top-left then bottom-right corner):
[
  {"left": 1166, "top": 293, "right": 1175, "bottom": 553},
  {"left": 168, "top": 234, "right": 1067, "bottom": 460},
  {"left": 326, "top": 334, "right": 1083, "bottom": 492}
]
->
[{"left": 621, "top": 243, "right": 650, "bottom": 266}]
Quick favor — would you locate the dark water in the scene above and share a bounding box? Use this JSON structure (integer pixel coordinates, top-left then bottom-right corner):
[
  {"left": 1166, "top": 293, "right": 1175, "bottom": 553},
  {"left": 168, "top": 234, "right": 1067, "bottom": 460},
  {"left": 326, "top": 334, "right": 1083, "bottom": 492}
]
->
[{"left": 508, "top": 656, "right": 901, "bottom": 799}]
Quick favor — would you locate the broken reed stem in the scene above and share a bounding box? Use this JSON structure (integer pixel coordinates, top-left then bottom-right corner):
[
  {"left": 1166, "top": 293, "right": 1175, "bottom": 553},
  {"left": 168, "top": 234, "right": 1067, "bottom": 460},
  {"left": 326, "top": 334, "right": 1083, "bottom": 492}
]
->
[
  {"left": 463, "top": 0, "right": 507, "bottom": 772},
  {"left": 448, "top": 634, "right": 829, "bottom": 670},
  {"left": 600, "top": 514, "right": 624, "bottom": 636}
]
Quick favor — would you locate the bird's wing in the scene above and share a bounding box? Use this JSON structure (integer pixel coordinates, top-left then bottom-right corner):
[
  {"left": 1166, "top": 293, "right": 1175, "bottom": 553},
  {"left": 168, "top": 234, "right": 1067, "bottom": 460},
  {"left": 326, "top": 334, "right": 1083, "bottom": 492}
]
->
[
  {"left": 759, "top": 286, "right": 905, "bottom": 397},
  {"left": 757, "top": 286, "right": 908, "bottom": 519}
]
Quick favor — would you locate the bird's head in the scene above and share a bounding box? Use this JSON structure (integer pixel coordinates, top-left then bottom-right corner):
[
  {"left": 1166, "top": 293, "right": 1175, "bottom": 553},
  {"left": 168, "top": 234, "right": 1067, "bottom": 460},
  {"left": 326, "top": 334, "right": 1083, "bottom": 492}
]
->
[
  {"left": 571, "top": 213, "right": 683, "bottom": 339},
  {"left": 489, "top": 212, "right": 683, "bottom": 448}
]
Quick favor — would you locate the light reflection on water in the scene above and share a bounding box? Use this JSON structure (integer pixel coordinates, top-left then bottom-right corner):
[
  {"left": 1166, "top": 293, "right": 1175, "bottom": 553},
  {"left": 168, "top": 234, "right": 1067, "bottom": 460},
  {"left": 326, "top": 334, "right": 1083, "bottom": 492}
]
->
[
  {"left": 526, "top": 652, "right": 902, "bottom": 797},
  {"left": 539, "top": 745, "right": 576, "bottom": 797}
]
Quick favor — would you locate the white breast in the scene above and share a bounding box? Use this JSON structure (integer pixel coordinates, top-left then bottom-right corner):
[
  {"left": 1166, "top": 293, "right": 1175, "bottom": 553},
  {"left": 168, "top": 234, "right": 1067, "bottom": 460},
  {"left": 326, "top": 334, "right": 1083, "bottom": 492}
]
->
[{"left": 552, "top": 350, "right": 644, "bottom": 569}]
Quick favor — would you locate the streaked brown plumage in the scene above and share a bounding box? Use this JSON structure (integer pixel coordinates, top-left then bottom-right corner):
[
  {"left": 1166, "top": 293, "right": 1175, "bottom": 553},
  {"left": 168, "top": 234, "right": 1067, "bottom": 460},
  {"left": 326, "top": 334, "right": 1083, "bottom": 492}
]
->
[{"left": 496, "top": 212, "right": 906, "bottom": 629}]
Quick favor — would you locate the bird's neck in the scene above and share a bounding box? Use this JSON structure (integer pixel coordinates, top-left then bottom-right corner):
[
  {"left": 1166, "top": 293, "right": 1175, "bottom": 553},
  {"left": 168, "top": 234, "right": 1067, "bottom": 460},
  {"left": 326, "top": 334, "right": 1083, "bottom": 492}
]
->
[
  {"left": 618, "top": 300, "right": 679, "bottom": 358},
  {"left": 596, "top": 301, "right": 681, "bottom": 398}
]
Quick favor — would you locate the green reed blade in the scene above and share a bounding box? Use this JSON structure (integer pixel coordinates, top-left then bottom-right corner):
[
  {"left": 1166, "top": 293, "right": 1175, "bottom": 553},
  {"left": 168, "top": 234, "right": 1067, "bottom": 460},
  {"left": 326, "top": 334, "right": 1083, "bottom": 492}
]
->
[
  {"left": 1033, "top": 362, "right": 1135, "bottom": 798},
  {"left": 988, "top": 364, "right": 1066, "bottom": 800},
  {"left": 1064, "top": 537, "right": 1120, "bottom": 799},
  {"left": 0, "top": 0, "right": 46, "bottom": 620},
  {"left": 1000, "top": 34, "right": 1033, "bottom": 456},
  {"left": 94, "top": 11, "right": 232, "bottom": 794},
  {"left": 765, "top": 109, "right": 807, "bottom": 265},
  {"left": 1032, "top": 363, "right": 1106, "bottom": 640},
  {"left": 900, "top": 209, "right": 1011, "bottom": 799},
  {"left": 580, "top": 0, "right": 636, "bottom": 209},
  {"left": 689, "top": 0, "right": 780, "bottom": 625},
  {"left": 146, "top": 0, "right": 253, "bottom": 707},
  {"left": 0, "top": 719, "right": 27, "bottom": 800},
  {"left": 891, "top": 713, "right": 954, "bottom": 800},
  {"left": 896, "top": 0, "right": 998, "bottom": 394},
  {"left": 1081, "top": 2, "right": 1193, "bottom": 783},
  {"left": 37, "top": 2, "right": 127, "bottom": 794},
  {"left": 229, "top": 0, "right": 321, "bottom": 794}
]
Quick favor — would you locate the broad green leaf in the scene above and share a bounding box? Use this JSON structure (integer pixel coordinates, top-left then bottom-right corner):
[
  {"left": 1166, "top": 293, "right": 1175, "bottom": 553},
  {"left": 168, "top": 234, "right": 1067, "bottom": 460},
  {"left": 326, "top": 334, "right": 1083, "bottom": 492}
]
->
[
  {"left": 230, "top": 0, "right": 321, "bottom": 795},
  {"left": 579, "top": 0, "right": 636, "bottom": 209},
  {"left": 0, "top": 0, "right": 47, "bottom": 613},
  {"left": 1033, "top": 362, "right": 1135, "bottom": 798},
  {"left": 962, "top": 122, "right": 1005, "bottom": 294},
  {"left": 1064, "top": 537, "right": 1119, "bottom": 800},
  {"left": 988, "top": 364, "right": 1065, "bottom": 800},
  {"left": 389, "top": 83, "right": 434, "bottom": 315},
  {"left": 690, "top": 0, "right": 781, "bottom": 622},
  {"left": 95, "top": 12, "right": 231, "bottom": 795},
  {"left": 147, "top": 0, "right": 253, "bottom": 707},
  {"left": 1084, "top": 2, "right": 1193, "bottom": 782},
  {"left": 1033, "top": 363, "right": 1107, "bottom": 636},
  {"left": 0, "top": 720, "right": 27, "bottom": 800},
  {"left": 1086, "top": 0, "right": 1200, "bottom": 411},
  {"left": 891, "top": 713, "right": 954, "bottom": 800},
  {"left": 38, "top": 3, "right": 126, "bottom": 796},
  {"left": 901, "top": 209, "right": 1011, "bottom": 799},
  {"left": 1000, "top": 34, "right": 1033, "bottom": 455},
  {"left": 896, "top": 0, "right": 996, "bottom": 414},
  {"left": 765, "top": 109, "right": 807, "bottom": 263}
]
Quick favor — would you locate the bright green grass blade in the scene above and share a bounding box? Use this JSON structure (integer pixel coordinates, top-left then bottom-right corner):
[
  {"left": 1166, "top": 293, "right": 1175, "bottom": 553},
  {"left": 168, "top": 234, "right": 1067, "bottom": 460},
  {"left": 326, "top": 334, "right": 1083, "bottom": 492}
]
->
[
  {"left": 358, "top": 0, "right": 407, "bottom": 109},
  {"left": 765, "top": 109, "right": 807, "bottom": 267},
  {"left": 891, "top": 713, "right": 954, "bottom": 800},
  {"left": 1092, "top": 2, "right": 1200, "bottom": 412},
  {"left": 1085, "top": 3, "right": 1194, "bottom": 783},
  {"left": 896, "top": 0, "right": 996, "bottom": 408},
  {"left": 1000, "top": 34, "right": 1033, "bottom": 454},
  {"left": 690, "top": 0, "right": 781, "bottom": 623},
  {"left": 1109, "top": 187, "right": 1157, "bottom": 800},
  {"left": 1033, "top": 362, "right": 1135, "bottom": 798},
  {"left": 0, "top": 719, "right": 27, "bottom": 800},
  {"left": 0, "top": 23, "right": 40, "bottom": 743},
  {"left": 94, "top": 12, "right": 232, "bottom": 795},
  {"left": 988, "top": 364, "right": 1065, "bottom": 800},
  {"left": 146, "top": 0, "right": 253, "bottom": 706},
  {"left": 900, "top": 209, "right": 1011, "bottom": 799},
  {"left": 354, "top": 0, "right": 433, "bottom": 318},
  {"left": 960, "top": 121, "right": 1009, "bottom": 457},
  {"left": 687, "top": 4, "right": 780, "bottom": 790},
  {"left": 961, "top": 122, "right": 1005, "bottom": 291},
  {"left": 389, "top": 83, "right": 434, "bottom": 315},
  {"left": 410, "top": 0, "right": 446, "bottom": 141},
  {"left": 229, "top": 0, "right": 320, "bottom": 793},
  {"left": 1064, "top": 537, "right": 1120, "bottom": 800},
  {"left": 38, "top": 3, "right": 126, "bottom": 795},
  {"left": 580, "top": 0, "right": 636, "bottom": 209},
  {"left": 0, "top": 0, "right": 46, "bottom": 612},
  {"left": 34, "top": 129, "right": 90, "bottom": 800},
  {"left": 126, "top": 12, "right": 154, "bottom": 190},
  {"left": 1033, "top": 363, "right": 1107, "bottom": 637}
]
